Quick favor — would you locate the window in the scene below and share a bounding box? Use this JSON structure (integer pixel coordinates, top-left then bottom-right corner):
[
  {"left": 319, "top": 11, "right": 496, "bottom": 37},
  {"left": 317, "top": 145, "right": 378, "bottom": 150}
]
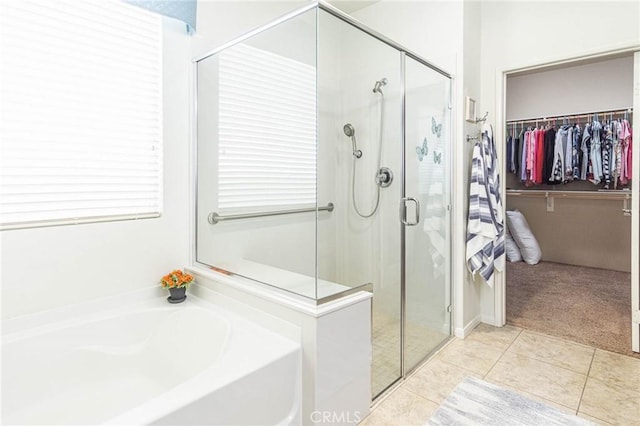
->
[
  {"left": 217, "top": 43, "right": 316, "bottom": 211},
  {"left": 0, "top": 0, "right": 163, "bottom": 229}
]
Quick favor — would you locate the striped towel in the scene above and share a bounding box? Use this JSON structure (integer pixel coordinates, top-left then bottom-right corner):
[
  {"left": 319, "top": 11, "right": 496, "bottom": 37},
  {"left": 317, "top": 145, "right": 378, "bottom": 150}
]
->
[{"left": 466, "top": 124, "right": 505, "bottom": 287}]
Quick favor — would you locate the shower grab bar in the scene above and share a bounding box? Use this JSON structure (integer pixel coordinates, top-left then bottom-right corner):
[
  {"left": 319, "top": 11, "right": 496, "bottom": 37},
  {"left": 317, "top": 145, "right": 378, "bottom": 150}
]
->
[{"left": 208, "top": 203, "right": 335, "bottom": 225}]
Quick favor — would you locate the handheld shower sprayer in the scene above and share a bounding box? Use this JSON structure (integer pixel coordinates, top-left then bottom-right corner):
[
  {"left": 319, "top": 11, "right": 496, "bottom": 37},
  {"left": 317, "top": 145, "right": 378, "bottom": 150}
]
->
[
  {"left": 343, "top": 76, "right": 389, "bottom": 218},
  {"left": 343, "top": 123, "right": 362, "bottom": 158}
]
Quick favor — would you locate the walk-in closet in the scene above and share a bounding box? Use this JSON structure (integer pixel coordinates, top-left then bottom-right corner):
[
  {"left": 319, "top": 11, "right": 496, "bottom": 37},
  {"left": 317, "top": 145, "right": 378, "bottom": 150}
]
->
[{"left": 503, "top": 53, "right": 637, "bottom": 357}]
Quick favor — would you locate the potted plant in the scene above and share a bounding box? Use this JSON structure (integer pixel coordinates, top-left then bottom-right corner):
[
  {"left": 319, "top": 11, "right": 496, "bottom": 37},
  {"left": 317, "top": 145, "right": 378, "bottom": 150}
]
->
[{"left": 160, "top": 269, "right": 194, "bottom": 303}]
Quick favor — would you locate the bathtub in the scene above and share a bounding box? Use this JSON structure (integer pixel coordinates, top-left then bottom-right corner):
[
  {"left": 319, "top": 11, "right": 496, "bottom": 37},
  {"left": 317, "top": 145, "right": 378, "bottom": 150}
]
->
[{"left": 1, "top": 293, "right": 302, "bottom": 425}]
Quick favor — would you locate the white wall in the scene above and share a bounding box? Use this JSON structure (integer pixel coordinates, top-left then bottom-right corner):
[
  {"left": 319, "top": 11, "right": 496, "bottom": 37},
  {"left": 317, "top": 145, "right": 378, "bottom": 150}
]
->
[
  {"left": 352, "top": 0, "right": 462, "bottom": 74},
  {"left": 460, "top": 0, "right": 483, "bottom": 332},
  {"left": 479, "top": 0, "right": 640, "bottom": 324},
  {"left": 0, "top": 19, "right": 191, "bottom": 319},
  {"left": 506, "top": 55, "right": 634, "bottom": 120}
]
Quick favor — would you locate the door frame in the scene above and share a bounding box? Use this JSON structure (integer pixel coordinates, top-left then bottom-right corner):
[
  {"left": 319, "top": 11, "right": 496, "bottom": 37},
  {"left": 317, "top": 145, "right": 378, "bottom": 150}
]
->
[
  {"left": 633, "top": 52, "right": 639, "bottom": 352},
  {"left": 493, "top": 44, "right": 640, "bottom": 353}
]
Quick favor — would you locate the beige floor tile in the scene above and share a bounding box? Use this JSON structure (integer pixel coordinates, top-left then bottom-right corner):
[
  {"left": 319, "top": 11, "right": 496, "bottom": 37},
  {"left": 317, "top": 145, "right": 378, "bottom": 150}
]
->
[
  {"left": 465, "top": 323, "right": 522, "bottom": 351},
  {"left": 577, "top": 412, "right": 615, "bottom": 426},
  {"left": 364, "top": 331, "right": 640, "bottom": 426},
  {"left": 433, "top": 337, "right": 504, "bottom": 376},
  {"left": 579, "top": 377, "right": 640, "bottom": 426},
  {"left": 589, "top": 349, "right": 640, "bottom": 390},
  {"left": 359, "top": 388, "right": 438, "bottom": 426},
  {"left": 402, "top": 357, "right": 482, "bottom": 405},
  {"left": 508, "top": 330, "right": 595, "bottom": 374},
  {"left": 485, "top": 351, "right": 587, "bottom": 410}
]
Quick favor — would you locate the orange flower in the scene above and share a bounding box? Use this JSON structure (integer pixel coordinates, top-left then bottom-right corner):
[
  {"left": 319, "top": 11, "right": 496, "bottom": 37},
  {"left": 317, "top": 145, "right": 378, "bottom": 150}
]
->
[
  {"left": 159, "top": 269, "right": 193, "bottom": 289},
  {"left": 161, "top": 276, "right": 173, "bottom": 288}
]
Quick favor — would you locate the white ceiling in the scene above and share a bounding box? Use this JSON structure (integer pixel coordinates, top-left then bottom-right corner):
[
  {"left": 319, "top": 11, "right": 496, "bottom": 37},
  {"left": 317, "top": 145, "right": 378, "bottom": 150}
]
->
[{"left": 327, "top": 1, "right": 380, "bottom": 14}]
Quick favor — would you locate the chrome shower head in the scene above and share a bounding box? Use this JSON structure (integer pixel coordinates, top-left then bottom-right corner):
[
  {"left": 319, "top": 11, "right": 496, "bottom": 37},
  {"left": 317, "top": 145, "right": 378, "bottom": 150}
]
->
[
  {"left": 373, "top": 78, "right": 388, "bottom": 94},
  {"left": 343, "top": 123, "right": 355, "bottom": 137}
]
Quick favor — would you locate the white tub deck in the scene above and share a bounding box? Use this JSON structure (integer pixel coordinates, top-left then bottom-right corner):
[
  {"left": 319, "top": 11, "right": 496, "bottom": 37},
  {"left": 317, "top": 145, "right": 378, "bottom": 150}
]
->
[{"left": 1, "top": 293, "right": 301, "bottom": 425}]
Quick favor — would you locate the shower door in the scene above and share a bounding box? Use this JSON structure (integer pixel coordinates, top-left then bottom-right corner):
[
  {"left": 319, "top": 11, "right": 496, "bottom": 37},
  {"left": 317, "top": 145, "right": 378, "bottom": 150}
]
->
[
  {"left": 402, "top": 55, "right": 452, "bottom": 372},
  {"left": 318, "top": 6, "right": 451, "bottom": 400}
]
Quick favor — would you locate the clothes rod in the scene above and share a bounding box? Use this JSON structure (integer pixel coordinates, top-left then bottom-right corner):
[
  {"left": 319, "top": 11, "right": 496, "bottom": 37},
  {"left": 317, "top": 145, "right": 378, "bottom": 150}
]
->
[
  {"left": 506, "top": 189, "right": 631, "bottom": 200},
  {"left": 208, "top": 203, "right": 335, "bottom": 225},
  {"left": 506, "top": 108, "right": 633, "bottom": 125}
]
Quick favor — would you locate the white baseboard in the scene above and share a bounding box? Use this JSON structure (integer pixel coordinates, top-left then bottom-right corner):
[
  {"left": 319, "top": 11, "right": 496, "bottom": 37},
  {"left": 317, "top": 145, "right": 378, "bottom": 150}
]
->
[{"left": 454, "top": 315, "right": 481, "bottom": 338}]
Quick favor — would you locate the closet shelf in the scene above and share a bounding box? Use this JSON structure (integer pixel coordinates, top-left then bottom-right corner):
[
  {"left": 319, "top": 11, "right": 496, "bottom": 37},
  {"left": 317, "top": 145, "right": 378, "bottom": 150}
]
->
[{"left": 506, "top": 189, "right": 631, "bottom": 200}]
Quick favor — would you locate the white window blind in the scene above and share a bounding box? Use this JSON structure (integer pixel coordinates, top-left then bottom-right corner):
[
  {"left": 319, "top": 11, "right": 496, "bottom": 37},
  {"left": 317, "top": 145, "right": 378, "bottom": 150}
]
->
[
  {"left": 217, "top": 43, "right": 316, "bottom": 211},
  {"left": 0, "top": 0, "right": 162, "bottom": 229}
]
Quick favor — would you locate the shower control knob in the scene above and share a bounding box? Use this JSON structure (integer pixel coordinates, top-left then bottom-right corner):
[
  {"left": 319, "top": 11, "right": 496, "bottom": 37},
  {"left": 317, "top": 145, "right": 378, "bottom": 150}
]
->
[
  {"left": 375, "top": 167, "right": 393, "bottom": 188},
  {"left": 354, "top": 150, "right": 363, "bottom": 158}
]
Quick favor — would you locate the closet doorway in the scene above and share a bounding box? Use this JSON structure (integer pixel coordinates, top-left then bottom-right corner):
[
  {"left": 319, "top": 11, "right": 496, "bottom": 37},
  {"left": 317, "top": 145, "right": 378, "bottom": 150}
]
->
[{"left": 498, "top": 50, "right": 640, "bottom": 357}]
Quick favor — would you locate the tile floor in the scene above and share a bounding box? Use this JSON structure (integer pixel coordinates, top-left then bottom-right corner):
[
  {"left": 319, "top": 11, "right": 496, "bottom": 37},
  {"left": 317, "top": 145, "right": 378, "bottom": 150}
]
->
[{"left": 360, "top": 324, "right": 640, "bottom": 426}]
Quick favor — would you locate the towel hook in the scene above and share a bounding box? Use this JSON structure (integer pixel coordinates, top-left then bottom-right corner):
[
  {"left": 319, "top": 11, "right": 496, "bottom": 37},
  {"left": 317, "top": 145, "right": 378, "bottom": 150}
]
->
[{"left": 473, "top": 111, "right": 489, "bottom": 124}]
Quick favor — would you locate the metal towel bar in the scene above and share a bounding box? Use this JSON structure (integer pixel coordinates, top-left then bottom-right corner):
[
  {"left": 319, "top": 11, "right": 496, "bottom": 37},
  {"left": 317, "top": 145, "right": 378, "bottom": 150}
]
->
[{"left": 208, "top": 203, "right": 335, "bottom": 225}]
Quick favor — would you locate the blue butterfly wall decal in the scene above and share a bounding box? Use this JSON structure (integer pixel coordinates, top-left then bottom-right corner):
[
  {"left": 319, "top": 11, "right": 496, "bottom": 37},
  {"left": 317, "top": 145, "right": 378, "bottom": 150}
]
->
[
  {"left": 416, "top": 137, "right": 428, "bottom": 162},
  {"left": 431, "top": 117, "right": 442, "bottom": 138},
  {"left": 433, "top": 150, "right": 442, "bottom": 164}
]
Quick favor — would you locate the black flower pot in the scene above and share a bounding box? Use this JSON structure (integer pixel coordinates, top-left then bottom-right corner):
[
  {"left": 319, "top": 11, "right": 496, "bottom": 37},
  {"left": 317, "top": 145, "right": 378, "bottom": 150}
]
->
[{"left": 167, "top": 287, "right": 187, "bottom": 303}]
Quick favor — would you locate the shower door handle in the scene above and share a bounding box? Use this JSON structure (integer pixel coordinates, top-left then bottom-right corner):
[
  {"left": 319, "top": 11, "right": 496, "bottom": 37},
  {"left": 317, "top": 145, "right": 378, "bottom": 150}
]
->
[{"left": 400, "top": 197, "right": 420, "bottom": 226}]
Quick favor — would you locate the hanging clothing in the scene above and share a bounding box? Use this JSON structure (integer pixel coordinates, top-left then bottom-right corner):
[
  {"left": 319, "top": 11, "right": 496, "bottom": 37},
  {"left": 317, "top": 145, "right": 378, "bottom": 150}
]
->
[
  {"left": 619, "top": 119, "right": 633, "bottom": 185},
  {"left": 517, "top": 127, "right": 525, "bottom": 177},
  {"left": 506, "top": 135, "right": 513, "bottom": 173},
  {"left": 580, "top": 123, "right": 591, "bottom": 181},
  {"left": 572, "top": 124, "right": 581, "bottom": 180},
  {"left": 590, "top": 120, "right": 603, "bottom": 184},
  {"left": 612, "top": 120, "right": 621, "bottom": 188},
  {"left": 520, "top": 130, "right": 529, "bottom": 182},
  {"left": 544, "top": 127, "right": 556, "bottom": 184},
  {"left": 602, "top": 124, "right": 613, "bottom": 189},
  {"left": 550, "top": 127, "right": 567, "bottom": 183},
  {"left": 535, "top": 128, "right": 545, "bottom": 184},
  {"left": 512, "top": 130, "right": 520, "bottom": 174},
  {"left": 525, "top": 129, "right": 536, "bottom": 185},
  {"left": 564, "top": 126, "right": 574, "bottom": 181},
  {"left": 507, "top": 113, "right": 632, "bottom": 188},
  {"left": 466, "top": 124, "right": 505, "bottom": 287}
]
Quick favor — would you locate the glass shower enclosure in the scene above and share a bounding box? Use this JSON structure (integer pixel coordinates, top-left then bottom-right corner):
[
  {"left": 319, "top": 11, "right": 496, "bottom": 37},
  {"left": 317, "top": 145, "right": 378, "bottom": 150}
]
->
[{"left": 194, "top": 1, "right": 452, "bottom": 399}]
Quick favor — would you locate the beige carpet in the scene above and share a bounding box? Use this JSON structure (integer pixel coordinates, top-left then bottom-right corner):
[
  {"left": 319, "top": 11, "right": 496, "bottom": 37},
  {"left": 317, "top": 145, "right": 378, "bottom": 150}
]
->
[{"left": 506, "top": 261, "right": 639, "bottom": 358}]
